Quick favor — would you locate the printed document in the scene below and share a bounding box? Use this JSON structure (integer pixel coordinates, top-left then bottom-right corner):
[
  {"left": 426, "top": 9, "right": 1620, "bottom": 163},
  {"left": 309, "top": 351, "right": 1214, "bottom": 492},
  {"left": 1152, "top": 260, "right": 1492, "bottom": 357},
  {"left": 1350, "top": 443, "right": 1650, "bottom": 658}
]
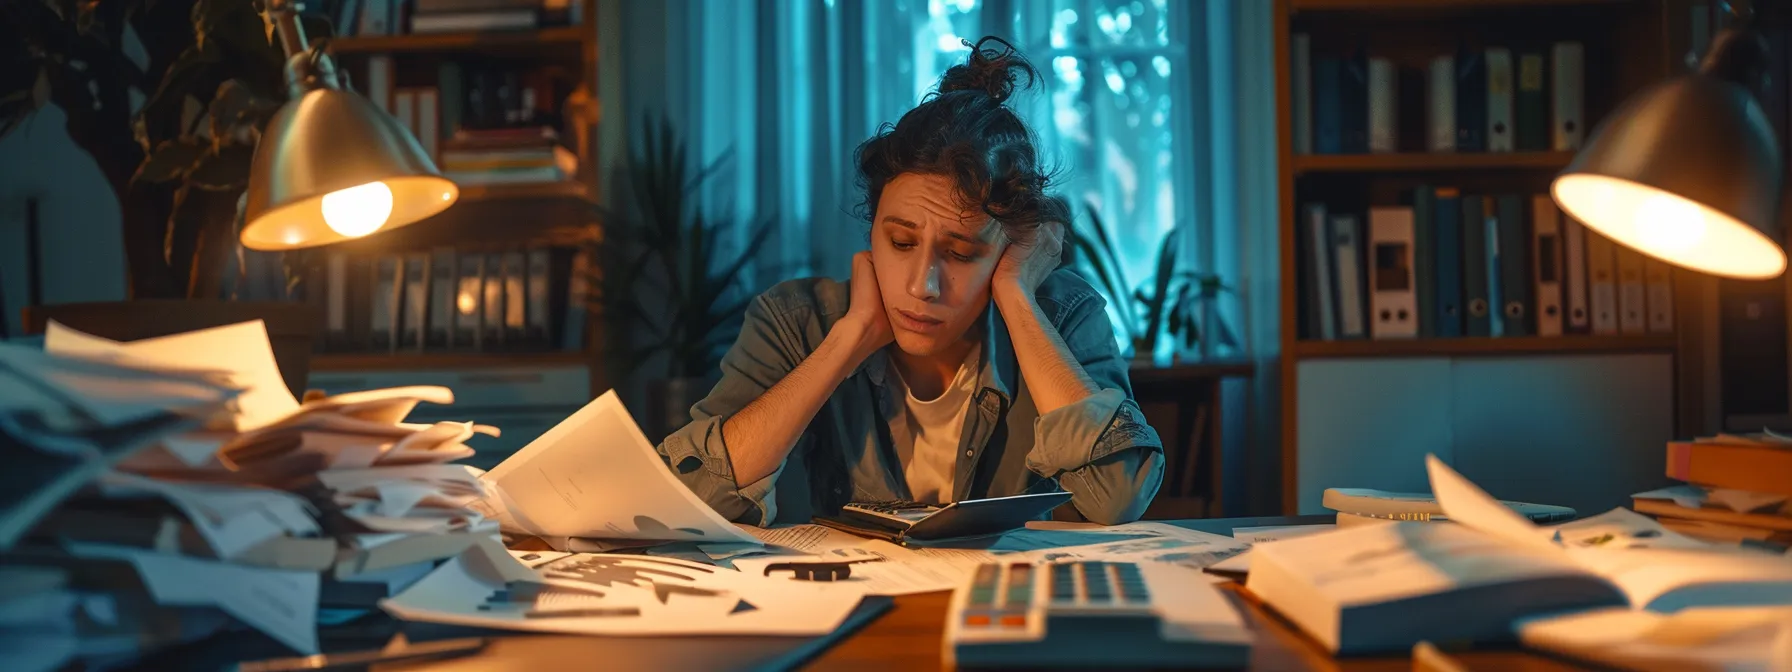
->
[{"left": 474, "top": 391, "right": 758, "bottom": 545}]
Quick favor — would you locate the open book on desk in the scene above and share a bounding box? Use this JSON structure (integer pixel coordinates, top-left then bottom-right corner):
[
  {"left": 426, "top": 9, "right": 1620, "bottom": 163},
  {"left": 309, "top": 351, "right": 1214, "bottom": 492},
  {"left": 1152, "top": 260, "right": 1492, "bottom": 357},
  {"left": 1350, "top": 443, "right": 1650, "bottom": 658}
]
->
[{"left": 1247, "top": 455, "right": 1792, "bottom": 655}]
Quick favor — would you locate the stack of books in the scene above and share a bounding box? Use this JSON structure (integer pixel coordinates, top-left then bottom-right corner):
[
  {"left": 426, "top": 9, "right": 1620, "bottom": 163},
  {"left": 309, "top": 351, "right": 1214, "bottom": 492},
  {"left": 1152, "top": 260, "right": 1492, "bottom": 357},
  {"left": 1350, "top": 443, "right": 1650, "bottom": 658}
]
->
[
  {"left": 0, "top": 321, "right": 503, "bottom": 668},
  {"left": 1631, "top": 434, "right": 1792, "bottom": 553},
  {"left": 1321, "top": 486, "right": 1577, "bottom": 527},
  {"left": 439, "top": 127, "right": 577, "bottom": 186}
]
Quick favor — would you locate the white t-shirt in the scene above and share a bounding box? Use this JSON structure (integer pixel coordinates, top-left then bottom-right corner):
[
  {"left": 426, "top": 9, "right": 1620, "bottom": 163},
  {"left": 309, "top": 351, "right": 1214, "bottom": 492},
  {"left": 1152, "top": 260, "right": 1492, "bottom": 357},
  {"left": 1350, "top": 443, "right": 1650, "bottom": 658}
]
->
[{"left": 888, "top": 343, "right": 983, "bottom": 505}]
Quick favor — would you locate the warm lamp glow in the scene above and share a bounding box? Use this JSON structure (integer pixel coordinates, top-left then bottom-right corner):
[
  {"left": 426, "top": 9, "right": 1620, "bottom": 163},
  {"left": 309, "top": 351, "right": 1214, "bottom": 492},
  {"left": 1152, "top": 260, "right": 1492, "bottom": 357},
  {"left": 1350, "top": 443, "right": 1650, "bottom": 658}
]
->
[
  {"left": 320, "top": 181, "right": 395, "bottom": 238},
  {"left": 1553, "top": 174, "right": 1786, "bottom": 279}
]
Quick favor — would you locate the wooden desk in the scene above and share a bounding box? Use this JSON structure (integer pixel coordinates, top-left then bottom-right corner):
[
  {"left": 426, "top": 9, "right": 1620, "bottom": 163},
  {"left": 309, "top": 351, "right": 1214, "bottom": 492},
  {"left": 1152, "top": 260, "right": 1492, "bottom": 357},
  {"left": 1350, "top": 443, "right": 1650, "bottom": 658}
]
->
[{"left": 812, "top": 515, "right": 1594, "bottom": 671}]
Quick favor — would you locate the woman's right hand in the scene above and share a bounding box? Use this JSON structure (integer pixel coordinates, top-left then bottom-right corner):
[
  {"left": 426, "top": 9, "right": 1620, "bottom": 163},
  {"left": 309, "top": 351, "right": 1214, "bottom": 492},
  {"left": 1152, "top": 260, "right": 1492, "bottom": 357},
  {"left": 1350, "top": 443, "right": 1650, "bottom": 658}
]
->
[{"left": 844, "top": 251, "right": 895, "bottom": 357}]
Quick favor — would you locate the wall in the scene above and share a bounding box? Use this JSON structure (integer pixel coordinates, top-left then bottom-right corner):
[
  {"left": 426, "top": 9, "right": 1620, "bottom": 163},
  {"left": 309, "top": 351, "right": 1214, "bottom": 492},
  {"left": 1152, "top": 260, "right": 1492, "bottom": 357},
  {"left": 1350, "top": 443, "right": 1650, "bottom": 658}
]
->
[
  {"left": 0, "top": 104, "right": 130, "bottom": 337},
  {"left": 1295, "top": 353, "right": 1676, "bottom": 518}
]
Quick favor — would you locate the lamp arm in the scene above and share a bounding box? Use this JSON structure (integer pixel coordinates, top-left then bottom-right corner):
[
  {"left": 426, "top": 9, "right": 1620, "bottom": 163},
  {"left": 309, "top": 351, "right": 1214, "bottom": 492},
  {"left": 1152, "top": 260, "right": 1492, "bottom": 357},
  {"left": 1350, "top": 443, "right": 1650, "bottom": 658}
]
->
[
  {"left": 266, "top": 0, "right": 309, "bottom": 60},
  {"left": 263, "top": 0, "right": 341, "bottom": 96},
  {"left": 1699, "top": 22, "right": 1770, "bottom": 93}
]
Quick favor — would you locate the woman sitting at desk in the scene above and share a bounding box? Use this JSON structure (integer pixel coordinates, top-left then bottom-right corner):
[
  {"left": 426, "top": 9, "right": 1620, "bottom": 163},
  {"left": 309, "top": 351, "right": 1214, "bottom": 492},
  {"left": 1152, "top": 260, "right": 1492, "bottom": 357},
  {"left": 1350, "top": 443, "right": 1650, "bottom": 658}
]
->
[{"left": 656, "top": 37, "right": 1163, "bottom": 527}]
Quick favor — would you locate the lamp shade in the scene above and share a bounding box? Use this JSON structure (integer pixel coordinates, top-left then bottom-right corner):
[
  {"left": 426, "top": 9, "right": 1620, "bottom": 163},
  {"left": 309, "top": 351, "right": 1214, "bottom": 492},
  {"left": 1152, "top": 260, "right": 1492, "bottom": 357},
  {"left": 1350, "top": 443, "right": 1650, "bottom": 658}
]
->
[
  {"left": 1551, "top": 70, "right": 1786, "bottom": 279},
  {"left": 241, "top": 88, "right": 458, "bottom": 250}
]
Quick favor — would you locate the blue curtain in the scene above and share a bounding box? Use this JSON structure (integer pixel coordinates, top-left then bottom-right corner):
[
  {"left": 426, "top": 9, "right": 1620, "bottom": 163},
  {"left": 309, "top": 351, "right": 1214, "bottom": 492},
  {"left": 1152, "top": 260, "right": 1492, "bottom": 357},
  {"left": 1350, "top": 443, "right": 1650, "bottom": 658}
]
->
[{"left": 611, "top": 0, "right": 1283, "bottom": 511}]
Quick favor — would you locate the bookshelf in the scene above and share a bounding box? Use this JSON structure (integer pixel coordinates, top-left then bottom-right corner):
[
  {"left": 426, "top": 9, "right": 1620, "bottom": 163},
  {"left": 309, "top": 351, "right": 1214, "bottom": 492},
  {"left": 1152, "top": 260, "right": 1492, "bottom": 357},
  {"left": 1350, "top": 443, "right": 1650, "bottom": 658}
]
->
[
  {"left": 1272, "top": 0, "right": 1700, "bottom": 513},
  {"left": 309, "top": 0, "right": 606, "bottom": 396}
]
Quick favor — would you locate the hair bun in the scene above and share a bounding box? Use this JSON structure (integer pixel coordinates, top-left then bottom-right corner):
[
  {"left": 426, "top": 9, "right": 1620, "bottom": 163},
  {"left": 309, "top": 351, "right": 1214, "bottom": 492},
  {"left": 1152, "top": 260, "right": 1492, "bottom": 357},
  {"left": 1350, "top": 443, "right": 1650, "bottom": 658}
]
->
[{"left": 938, "top": 36, "right": 1038, "bottom": 104}]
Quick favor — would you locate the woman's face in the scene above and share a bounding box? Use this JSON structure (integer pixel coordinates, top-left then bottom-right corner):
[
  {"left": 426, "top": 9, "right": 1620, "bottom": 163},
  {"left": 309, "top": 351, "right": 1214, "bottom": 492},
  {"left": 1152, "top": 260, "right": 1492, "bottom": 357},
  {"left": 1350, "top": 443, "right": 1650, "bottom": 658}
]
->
[{"left": 870, "top": 173, "right": 1007, "bottom": 358}]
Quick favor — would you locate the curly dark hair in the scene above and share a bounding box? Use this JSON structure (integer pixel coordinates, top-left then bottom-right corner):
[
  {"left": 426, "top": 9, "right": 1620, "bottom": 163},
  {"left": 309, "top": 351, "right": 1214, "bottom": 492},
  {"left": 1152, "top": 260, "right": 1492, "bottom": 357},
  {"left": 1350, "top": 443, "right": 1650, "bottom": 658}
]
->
[{"left": 852, "top": 36, "right": 1071, "bottom": 251}]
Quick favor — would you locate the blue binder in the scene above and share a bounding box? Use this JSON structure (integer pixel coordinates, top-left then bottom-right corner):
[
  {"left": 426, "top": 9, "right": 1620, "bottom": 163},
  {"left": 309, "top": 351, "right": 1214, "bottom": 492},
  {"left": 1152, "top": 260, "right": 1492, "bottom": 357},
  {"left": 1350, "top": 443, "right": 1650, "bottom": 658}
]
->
[{"left": 1434, "top": 188, "right": 1464, "bottom": 338}]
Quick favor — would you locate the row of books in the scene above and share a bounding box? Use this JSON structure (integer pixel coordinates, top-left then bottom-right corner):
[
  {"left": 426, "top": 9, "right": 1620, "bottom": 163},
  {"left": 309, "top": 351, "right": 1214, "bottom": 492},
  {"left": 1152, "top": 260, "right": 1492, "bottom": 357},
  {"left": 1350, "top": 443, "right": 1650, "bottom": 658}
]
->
[
  {"left": 361, "top": 57, "right": 579, "bottom": 185},
  {"left": 1289, "top": 39, "right": 1585, "bottom": 155},
  {"left": 1634, "top": 434, "right": 1792, "bottom": 553},
  {"left": 1297, "top": 189, "right": 1673, "bottom": 341},
  {"left": 304, "top": 247, "right": 589, "bottom": 354},
  {"left": 323, "top": 0, "right": 575, "bottom": 36}
]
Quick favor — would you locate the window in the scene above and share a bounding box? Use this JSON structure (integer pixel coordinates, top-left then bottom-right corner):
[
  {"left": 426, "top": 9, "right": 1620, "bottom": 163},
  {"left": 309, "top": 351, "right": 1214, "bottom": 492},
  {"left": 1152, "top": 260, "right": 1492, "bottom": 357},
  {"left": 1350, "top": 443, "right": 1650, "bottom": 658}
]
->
[{"left": 919, "top": 0, "right": 1193, "bottom": 355}]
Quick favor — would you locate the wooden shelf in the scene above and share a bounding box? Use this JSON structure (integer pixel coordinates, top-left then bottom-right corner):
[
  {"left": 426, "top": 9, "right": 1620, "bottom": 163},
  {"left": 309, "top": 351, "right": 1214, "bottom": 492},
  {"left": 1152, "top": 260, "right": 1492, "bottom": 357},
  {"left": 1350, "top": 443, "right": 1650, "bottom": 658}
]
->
[
  {"left": 1291, "top": 151, "right": 1575, "bottom": 174},
  {"left": 1291, "top": 335, "right": 1677, "bottom": 359},
  {"left": 1291, "top": 0, "right": 1630, "bottom": 11},
  {"left": 326, "top": 27, "right": 586, "bottom": 56},
  {"left": 457, "top": 181, "right": 594, "bottom": 204},
  {"left": 312, "top": 350, "right": 592, "bottom": 372}
]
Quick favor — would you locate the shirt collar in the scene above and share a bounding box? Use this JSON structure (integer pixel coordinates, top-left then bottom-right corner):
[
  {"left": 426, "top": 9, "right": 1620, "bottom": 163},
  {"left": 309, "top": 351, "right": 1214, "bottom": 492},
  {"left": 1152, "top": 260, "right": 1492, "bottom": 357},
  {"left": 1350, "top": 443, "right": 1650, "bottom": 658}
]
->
[{"left": 856, "top": 304, "right": 1017, "bottom": 409}]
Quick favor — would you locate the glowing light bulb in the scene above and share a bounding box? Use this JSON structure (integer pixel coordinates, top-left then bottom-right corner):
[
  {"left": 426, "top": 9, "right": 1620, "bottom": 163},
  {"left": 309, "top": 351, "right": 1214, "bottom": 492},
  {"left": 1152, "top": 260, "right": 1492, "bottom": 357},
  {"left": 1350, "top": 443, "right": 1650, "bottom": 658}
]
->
[
  {"left": 1634, "top": 192, "right": 1707, "bottom": 252},
  {"left": 320, "top": 182, "right": 394, "bottom": 238}
]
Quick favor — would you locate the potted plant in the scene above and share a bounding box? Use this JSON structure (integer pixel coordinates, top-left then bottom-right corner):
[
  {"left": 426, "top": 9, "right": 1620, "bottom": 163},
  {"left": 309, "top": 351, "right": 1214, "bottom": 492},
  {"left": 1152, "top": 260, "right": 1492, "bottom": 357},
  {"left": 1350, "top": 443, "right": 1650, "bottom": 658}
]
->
[
  {"left": 1065, "top": 202, "right": 1238, "bottom": 365},
  {"left": 589, "top": 114, "right": 778, "bottom": 442},
  {"left": 3, "top": 0, "right": 331, "bottom": 393}
]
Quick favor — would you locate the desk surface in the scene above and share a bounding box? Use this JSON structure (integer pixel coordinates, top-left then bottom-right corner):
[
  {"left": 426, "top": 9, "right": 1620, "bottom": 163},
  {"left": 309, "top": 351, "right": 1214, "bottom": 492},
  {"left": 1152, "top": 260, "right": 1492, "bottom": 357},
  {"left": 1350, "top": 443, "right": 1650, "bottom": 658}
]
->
[
  {"left": 808, "top": 515, "right": 1592, "bottom": 671},
  {"left": 234, "top": 516, "right": 1597, "bottom": 671}
]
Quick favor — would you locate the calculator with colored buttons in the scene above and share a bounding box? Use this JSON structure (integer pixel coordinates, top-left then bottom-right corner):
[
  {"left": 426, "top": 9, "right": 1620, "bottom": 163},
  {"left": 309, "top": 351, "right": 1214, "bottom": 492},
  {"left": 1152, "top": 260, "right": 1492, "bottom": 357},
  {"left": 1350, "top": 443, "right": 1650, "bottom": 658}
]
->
[{"left": 943, "top": 560, "right": 1252, "bottom": 668}]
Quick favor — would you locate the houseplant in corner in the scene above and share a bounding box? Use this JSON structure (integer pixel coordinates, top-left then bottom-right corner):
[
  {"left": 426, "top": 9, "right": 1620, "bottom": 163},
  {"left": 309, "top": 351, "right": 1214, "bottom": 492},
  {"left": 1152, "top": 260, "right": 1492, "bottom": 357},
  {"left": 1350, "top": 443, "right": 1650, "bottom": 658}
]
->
[
  {"left": 1065, "top": 202, "right": 1238, "bottom": 365},
  {"left": 2, "top": 0, "right": 332, "bottom": 394},
  {"left": 591, "top": 114, "right": 778, "bottom": 442}
]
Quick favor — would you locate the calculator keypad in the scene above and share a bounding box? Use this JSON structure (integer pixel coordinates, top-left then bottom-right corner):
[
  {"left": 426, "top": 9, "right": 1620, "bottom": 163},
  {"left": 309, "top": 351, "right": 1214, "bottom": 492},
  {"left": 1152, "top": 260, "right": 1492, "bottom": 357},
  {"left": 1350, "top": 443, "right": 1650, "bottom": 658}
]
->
[{"left": 957, "top": 560, "right": 1155, "bottom": 637}]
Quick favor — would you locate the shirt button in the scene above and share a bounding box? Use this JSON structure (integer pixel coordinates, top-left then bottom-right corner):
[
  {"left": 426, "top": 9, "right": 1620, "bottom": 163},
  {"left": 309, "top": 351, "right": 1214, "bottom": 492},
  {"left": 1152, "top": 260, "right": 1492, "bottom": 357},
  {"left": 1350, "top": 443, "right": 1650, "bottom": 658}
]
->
[{"left": 964, "top": 449, "right": 973, "bottom": 457}]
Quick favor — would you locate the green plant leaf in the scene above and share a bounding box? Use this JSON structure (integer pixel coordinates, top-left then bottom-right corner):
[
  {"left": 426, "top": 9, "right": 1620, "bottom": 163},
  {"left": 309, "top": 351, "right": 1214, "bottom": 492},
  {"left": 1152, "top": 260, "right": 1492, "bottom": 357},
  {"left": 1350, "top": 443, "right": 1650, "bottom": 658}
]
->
[
  {"left": 138, "top": 43, "right": 215, "bottom": 151},
  {"left": 132, "top": 136, "right": 207, "bottom": 185},
  {"left": 1142, "top": 230, "right": 1179, "bottom": 348},
  {"left": 187, "top": 141, "right": 252, "bottom": 191}
]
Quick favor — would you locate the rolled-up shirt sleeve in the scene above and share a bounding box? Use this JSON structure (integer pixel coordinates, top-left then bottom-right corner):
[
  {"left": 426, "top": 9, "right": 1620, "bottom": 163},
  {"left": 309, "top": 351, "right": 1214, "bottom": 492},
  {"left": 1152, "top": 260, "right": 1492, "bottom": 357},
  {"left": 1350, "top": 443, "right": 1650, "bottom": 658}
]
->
[
  {"left": 656, "top": 294, "right": 802, "bottom": 526},
  {"left": 1024, "top": 292, "right": 1165, "bottom": 525}
]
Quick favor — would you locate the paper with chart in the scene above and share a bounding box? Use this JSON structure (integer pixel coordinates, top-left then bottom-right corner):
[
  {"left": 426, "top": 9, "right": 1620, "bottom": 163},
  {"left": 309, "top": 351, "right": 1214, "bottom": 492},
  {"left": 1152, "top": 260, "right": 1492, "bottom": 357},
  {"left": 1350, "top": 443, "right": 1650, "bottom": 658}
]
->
[
  {"left": 1012, "top": 527, "right": 1249, "bottom": 570},
  {"left": 472, "top": 391, "right": 758, "bottom": 545},
  {"left": 383, "top": 540, "right": 860, "bottom": 636}
]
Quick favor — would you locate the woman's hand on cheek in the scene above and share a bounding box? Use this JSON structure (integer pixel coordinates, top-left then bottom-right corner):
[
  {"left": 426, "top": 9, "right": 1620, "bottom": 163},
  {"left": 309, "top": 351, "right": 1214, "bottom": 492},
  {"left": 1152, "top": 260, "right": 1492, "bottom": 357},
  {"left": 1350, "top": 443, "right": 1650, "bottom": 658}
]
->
[
  {"left": 844, "top": 251, "right": 895, "bottom": 358},
  {"left": 992, "top": 221, "right": 1065, "bottom": 303}
]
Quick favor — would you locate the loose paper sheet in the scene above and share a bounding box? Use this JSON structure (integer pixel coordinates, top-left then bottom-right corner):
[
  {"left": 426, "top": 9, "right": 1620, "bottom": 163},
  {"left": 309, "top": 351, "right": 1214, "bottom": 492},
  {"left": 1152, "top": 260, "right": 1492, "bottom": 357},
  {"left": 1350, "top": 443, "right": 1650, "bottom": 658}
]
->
[
  {"left": 382, "top": 544, "right": 861, "bottom": 636},
  {"left": 1232, "top": 524, "right": 1337, "bottom": 545},
  {"left": 46, "top": 321, "right": 297, "bottom": 432},
  {"left": 1519, "top": 605, "right": 1792, "bottom": 672},
  {"left": 1425, "top": 454, "right": 1561, "bottom": 553},
  {"left": 96, "top": 472, "right": 318, "bottom": 559},
  {"left": 1010, "top": 528, "right": 1249, "bottom": 570},
  {"left": 69, "top": 542, "right": 319, "bottom": 653},
  {"left": 473, "top": 391, "right": 758, "bottom": 545}
]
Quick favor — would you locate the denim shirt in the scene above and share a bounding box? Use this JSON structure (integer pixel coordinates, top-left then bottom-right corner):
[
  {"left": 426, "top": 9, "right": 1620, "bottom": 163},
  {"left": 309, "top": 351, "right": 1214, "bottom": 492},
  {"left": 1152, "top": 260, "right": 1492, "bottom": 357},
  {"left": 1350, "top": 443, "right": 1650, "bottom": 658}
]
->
[{"left": 655, "top": 268, "right": 1165, "bottom": 526}]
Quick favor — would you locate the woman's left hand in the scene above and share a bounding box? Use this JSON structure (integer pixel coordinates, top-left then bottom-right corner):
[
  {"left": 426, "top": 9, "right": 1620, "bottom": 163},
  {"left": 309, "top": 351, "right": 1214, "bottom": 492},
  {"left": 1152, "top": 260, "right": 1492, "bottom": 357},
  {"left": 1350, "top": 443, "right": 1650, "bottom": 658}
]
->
[{"left": 992, "top": 221, "right": 1065, "bottom": 302}]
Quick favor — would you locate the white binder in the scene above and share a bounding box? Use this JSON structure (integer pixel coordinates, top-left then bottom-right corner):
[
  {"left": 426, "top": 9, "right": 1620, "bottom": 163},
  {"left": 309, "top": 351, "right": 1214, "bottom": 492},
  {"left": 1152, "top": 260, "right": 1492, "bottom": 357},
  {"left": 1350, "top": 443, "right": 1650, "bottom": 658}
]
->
[
  {"left": 1616, "top": 244, "right": 1648, "bottom": 334},
  {"left": 1562, "top": 213, "right": 1591, "bottom": 333},
  {"left": 1551, "top": 42, "right": 1584, "bottom": 151},
  {"left": 1644, "top": 257, "right": 1675, "bottom": 333},
  {"left": 1486, "top": 48, "right": 1515, "bottom": 152},
  {"left": 1306, "top": 203, "right": 1337, "bottom": 340},
  {"left": 1586, "top": 230, "right": 1618, "bottom": 334},
  {"left": 1368, "top": 207, "right": 1419, "bottom": 339},
  {"left": 1368, "top": 58, "right": 1398, "bottom": 153},
  {"left": 1531, "top": 196, "right": 1564, "bottom": 337},
  {"left": 1428, "top": 56, "right": 1455, "bottom": 152}
]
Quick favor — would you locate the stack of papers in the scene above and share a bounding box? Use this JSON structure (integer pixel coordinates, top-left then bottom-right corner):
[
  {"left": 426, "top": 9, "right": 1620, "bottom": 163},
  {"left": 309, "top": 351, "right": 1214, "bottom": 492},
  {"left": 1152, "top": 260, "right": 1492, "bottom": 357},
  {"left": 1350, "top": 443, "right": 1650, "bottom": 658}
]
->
[
  {"left": 0, "top": 339, "right": 246, "bottom": 672},
  {"left": 1, "top": 321, "right": 505, "bottom": 671}
]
